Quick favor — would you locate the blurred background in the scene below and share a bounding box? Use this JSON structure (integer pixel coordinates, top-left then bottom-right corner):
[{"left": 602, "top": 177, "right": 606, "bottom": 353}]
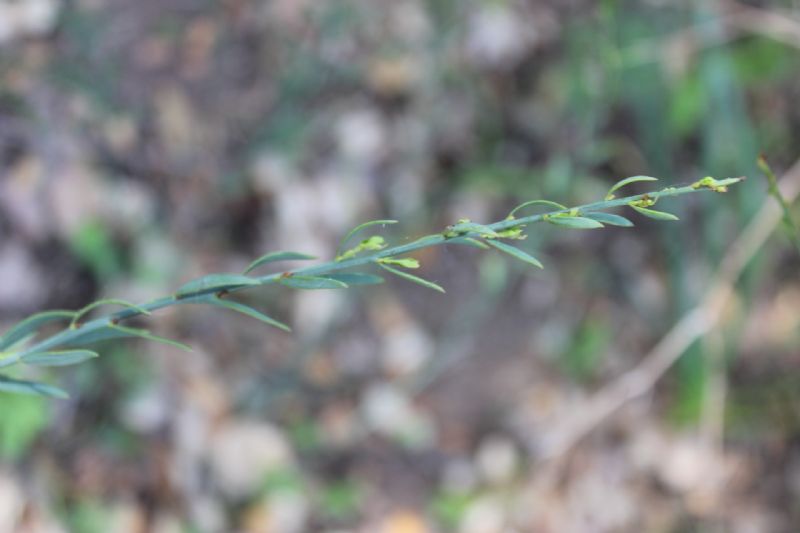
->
[{"left": 0, "top": 0, "right": 799, "bottom": 531}]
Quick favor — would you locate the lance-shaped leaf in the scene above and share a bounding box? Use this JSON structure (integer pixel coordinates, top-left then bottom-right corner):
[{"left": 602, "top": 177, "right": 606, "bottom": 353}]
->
[
  {"left": 545, "top": 216, "right": 604, "bottom": 229},
  {"left": 61, "top": 325, "right": 138, "bottom": 347},
  {"left": 379, "top": 263, "right": 445, "bottom": 293},
  {"left": 0, "top": 310, "right": 76, "bottom": 351},
  {"left": 378, "top": 257, "right": 420, "bottom": 269},
  {"left": 507, "top": 199, "right": 568, "bottom": 219},
  {"left": 279, "top": 276, "right": 348, "bottom": 290},
  {"left": 71, "top": 299, "right": 152, "bottom": 328},
  {"left": 336, "top": 219, "right": 398, "bottom": 257},
  {"left": 206, "top": 296, "right": 291, "bottom": 332},
  {"left": 243, "top": 251, "right": 316, "bottom": 274},
  {"left": 629, "top": 204, "right": 679, "bottom": 221},
  {"left": 447, "top": 221, "right": 499, "bottom": 238},
  {"left": 447, "top": 237, "right": 491, "bottom": 249},
  {"left": 175, "top": 274, "right": 261, "bottom": 298},
  {"left": 0, "top": 375, "right": 68, "bottom": 398},
  {"left": 486, "top": 240, "right": 544, "bottom": 269},
  {"left": 605, "top": 176, "right": 658, "bottom": 200},
  {"left": 584, "top": 212, "right": 634, "bottom": 227},
  {"left": 108, "top": 324, "right": 193, "bottom": 351},
  {"left": 22, "top": 349, "right": 99, "bottom": 367},
  {"left": 324, "top": 273, "right": 385, "bottom": 286}
]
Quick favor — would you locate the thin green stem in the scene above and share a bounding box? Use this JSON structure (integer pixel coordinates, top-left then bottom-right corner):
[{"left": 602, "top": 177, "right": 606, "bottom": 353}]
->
[{"left": 3, "top": 178, "right": 744, "bottom": 380}]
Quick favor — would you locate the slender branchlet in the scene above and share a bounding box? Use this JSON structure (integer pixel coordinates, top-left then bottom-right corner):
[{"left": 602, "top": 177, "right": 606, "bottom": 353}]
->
[
  {"left": 758, "top": 155, "right": 800, "bottom": 255},
  {"left": 0, "top": 176, "right": 745, "bottom": 398}
]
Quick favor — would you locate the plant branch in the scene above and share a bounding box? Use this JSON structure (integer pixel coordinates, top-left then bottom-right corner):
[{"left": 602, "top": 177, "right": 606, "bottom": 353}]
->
[{"left": 0, "top": 176, "right": 745, "bottom": 398}]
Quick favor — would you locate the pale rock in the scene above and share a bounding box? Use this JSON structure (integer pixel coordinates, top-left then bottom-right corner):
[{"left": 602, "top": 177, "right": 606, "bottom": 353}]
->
[
  {"left": 460, "top": 495, "right": 506, "bottom": 533},
  {"left": 466, "top": 5, "right": 533, "bottom": 68},
  {"left": 381, "top": 322, "right": 433, "bottom": 376},
  {"left": 336, "top": 108, "right": 386, "bottom": 164},
  {"left": 361, "top": 383, "right": 435, "bottom": 447},
  {"left": 120, "top": 386, "right": 169, "bottom": 434},
  {"left": 0, "top": 473, "right": 24, "bottom": 532},
  {"left": 0, "top": 243, "right": 46, "bottom": 308},
  {"left": 475, "top": 435, "right": 518, "bottom": 486},
  {"left": 293, "top": 289, "right": 348, "bottom": 336},
  {"left": 209, "top": 419, "right": 293, "bottom": 498},
  {"left": 49, "top": 162, "right": 103, "bottom": 237},
  {"left": 245, "top": 492, "right": 309, "bottom": 533},
  {"left": 0, "top": 0, "right": 60, "bottom": 44}
]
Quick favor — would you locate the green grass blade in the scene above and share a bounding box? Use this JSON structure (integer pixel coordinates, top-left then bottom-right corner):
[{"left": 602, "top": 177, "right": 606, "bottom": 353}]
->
[
  {"left": 0, "top": 375, "right": 68, "bottom": 398},
  {"left": 243, "top": 251, "right": 316, "bottom": 274},
  {"left": 584, "top": 212, "right": 634, "bottom": 227},
  {"left": 279, "top": 276, "right": 349, "bottom": 290},
  {"left": 175, "top": 274, "right": 261, "bottom": 298},
  {"left": 546, "top": 216, "right": 604, "bottom": 229},
  {"left": 486, "top": 240, "right": 544, "bottom": 269},
  {"left": 629, "top": 204, "right": 679, "bottom": 221},
  {"left": 379, "top": 264, "right": 445, "bottom": 293},
  {"left": 0, "top": 310, "right": 76, "bottom": 350},
  {"left": 22, "top": 349, "right": 99, "bottom": 367},
  {"left": 208, "top": 297, "right": 291, "bottom": 332}
]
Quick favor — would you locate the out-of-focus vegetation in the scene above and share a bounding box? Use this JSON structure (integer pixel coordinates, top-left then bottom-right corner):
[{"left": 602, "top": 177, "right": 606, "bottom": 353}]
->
[{"left": 0, "top": 1, "right": 798, "bottom": 532}]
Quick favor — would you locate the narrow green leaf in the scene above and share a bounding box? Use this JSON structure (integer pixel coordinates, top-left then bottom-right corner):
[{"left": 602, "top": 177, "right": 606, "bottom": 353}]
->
[
  {"left": 61, "top": 325, "right": 135, "bottom": 347},
  {"left": 22, "top": 349, "right": 99, "bottom": 367},
  {"left": 324, "top": 273, "right": 385, "bottom": 286},
  {"left": 0, "top": 310, "right": 76, "bottom": 350},
  {"left": 243, "top": 251, "right": 316, "bottom": 274},
  {"left": 485, "top": 240, "right": 544, "bottom": 269},
  {"left": 175, "top": 274, "right": 261, "bottom": 298},
  {"left": 584, "top": 212, "right": 634, "bottom": 227},
  {"left": 605, "top": 176, "right": 658, "bottom": 200},
  {"left": 108, "top": 324, "right": 193, "bottom": 351},
  {"left": 337, "top": 219, "right": 398, "bottom": 256},
  {"left": 629, "top": 204, "right": 679, "bottom": 221},
  {"left": 379, "top": 264, "right": 445, "bottom": 293},
  {"left": 447, "top": 237, "right": 491, "bottom": 250},
  {"left": 507, "top": 199, "right": 568, "bottom": 219},
  {"left": 279, "top": 276, "right": 349, "bottom": 290},
  {"left": 207, "top": 297, "right": 291, "bottom": 332},
  {"left": 448, "top": 222, "right": 499, "bottom": 238},
  {"left": 0, "top": 375, "right": 68, "bottom": 398},
  {"left": 378, "top": 257, "right": 420, "bottom": 269},
  {"left": 71, "top": 299, "right": 151, "bottom": 328},
  {"left": 546, "top": 216, "right": 604, "bottom": 229}
]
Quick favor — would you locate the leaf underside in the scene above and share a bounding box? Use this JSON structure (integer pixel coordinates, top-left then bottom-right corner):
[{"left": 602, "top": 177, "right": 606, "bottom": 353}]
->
[
  {"left": 207, "top": 297, "right": 291, "bottom": 332},
  {"left": 279, "top": 276, "right": 349, "bottom": 290},
  {"left": 546, "top": 216, "right": 604, "bottom": 229},
  {"left": 176, "top": 274, "right": 261, "bottom": 297},
  {"left": 379, "top": 264, "right": 445, "bottom": 293},
  {"left": 486, "top": 240, "right": 544, "bottom": 269}
]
